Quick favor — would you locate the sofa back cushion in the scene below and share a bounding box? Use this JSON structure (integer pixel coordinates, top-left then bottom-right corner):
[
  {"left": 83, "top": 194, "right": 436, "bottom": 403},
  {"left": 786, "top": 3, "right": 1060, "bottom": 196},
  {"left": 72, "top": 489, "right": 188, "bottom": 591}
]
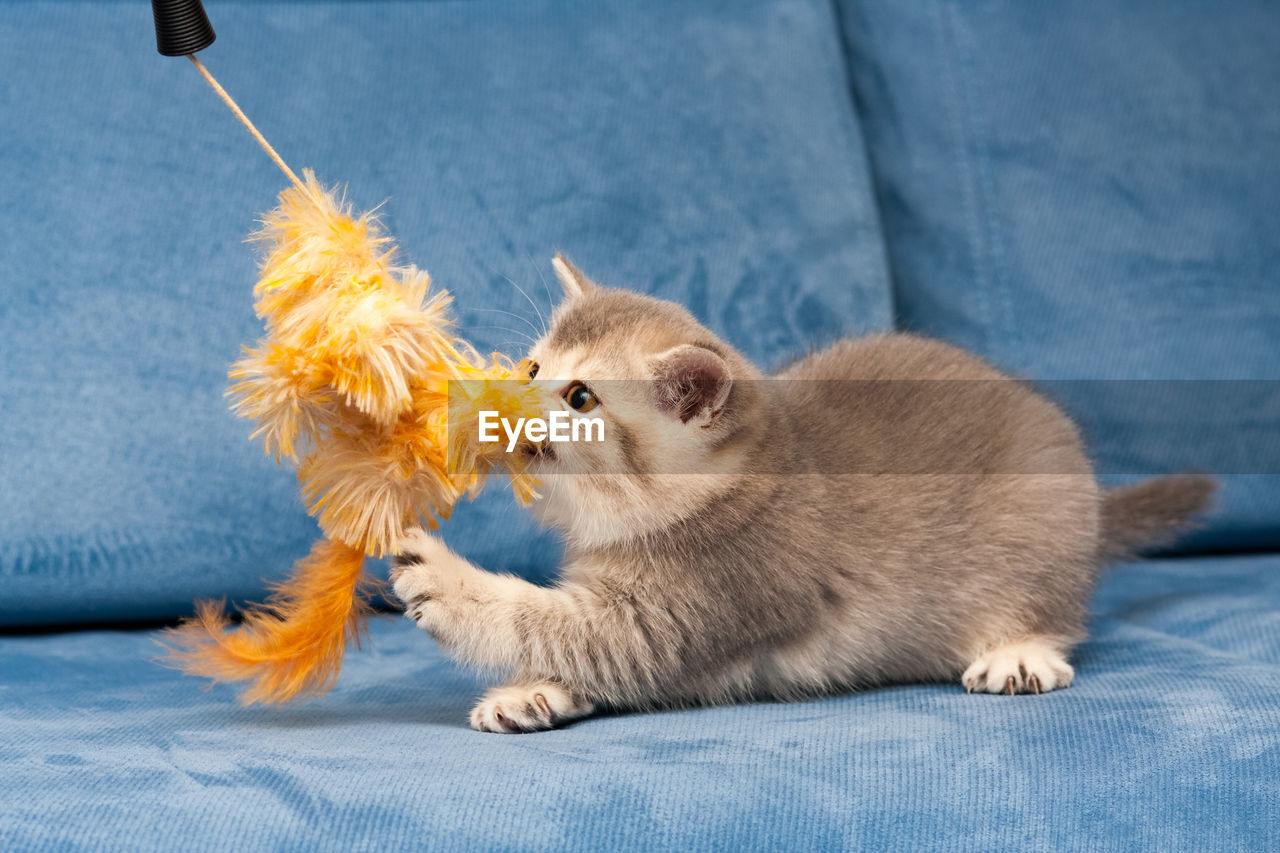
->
[
  {"left": 0, "top": 0, "right": 892, "bottom": 625},
  {"left": 839, "top": 0, "right": 1280, "bottom": 550}
]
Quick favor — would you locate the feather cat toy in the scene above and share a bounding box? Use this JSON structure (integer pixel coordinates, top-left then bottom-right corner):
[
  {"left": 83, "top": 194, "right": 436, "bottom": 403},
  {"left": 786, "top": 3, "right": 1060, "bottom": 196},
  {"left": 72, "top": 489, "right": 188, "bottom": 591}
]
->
[{"left": 151, "top": 1, "right": 541, "bottom": 703}]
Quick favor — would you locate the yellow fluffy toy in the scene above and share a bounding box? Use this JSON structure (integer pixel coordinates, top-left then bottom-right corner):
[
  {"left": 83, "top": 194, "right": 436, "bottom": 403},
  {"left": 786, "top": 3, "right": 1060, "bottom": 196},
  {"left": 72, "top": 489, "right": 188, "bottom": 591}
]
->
[{"left": 161, "top": 58, "right": 542, "bottom": 704}]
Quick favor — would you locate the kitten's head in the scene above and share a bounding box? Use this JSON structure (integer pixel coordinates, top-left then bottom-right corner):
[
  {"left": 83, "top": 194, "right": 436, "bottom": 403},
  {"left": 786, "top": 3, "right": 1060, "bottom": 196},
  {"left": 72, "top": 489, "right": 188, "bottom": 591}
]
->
[{"left": 520, "top": 254, "right": 762, "bottom": 549}]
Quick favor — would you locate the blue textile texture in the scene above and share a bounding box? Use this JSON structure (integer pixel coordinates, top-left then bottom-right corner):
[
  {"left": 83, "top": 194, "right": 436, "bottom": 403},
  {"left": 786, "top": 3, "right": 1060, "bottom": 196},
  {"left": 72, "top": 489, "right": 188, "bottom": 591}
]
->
[
  {"left": 837, "top": 0, "right": 1280, "bottom": 550},
  {"left": 0, "top": 0, "right": 892, "bottom": 625},
  {"left": 3, "top": 1, "right": 1279, "bottom": 849},
  {"left": 2, "top": 555, "right": 1279, "bottom": 851}
]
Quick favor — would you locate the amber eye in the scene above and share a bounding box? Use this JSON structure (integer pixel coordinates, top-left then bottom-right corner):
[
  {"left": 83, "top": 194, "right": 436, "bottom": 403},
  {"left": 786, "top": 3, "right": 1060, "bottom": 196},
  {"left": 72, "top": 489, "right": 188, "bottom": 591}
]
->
[
  {"left": 563, "top": 382, "right": 599, "bottom": 413},
  {"left": 527, "top": 361, "right": 539, "bottom": 380}
]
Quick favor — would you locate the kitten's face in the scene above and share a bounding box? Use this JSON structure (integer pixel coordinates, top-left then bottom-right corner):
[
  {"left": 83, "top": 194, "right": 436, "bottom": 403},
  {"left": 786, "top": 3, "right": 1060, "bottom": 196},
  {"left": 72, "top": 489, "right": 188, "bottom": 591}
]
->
[{"left": 520, "top": 256, "right": 751, "bottom": 549}]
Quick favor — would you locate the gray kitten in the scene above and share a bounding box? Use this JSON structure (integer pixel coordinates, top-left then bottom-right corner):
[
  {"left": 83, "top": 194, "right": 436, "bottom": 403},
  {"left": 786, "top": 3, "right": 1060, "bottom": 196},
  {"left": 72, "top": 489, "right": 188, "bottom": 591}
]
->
[{"left": 392, "top": 255, "right": 1214, "bottom": 733}]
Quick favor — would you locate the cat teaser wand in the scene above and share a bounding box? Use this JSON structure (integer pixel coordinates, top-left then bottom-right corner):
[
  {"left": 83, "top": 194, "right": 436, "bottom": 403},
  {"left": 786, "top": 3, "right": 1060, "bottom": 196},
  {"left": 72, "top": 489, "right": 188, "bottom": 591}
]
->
[{"left": 151, "top": 1, "right": 542, "bottom": 704}]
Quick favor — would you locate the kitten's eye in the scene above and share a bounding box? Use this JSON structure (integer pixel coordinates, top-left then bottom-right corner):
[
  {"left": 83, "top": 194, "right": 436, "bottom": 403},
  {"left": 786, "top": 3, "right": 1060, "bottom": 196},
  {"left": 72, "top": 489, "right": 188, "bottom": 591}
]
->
[
  {"left": 527, "top": 361, "right": 539, "bottom": 380},
  {"left": 563, "top": 382, "right": 599, "bottom": 413}
]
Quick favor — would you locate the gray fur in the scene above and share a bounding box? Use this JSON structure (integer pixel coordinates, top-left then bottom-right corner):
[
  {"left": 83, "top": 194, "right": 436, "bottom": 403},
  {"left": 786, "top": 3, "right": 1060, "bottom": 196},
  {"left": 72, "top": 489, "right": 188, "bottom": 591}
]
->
[
  {"left": 1099, "top": 475, "right": 1217, "bottom": 560},
  {"left": 392, "top": 258, "right": 1215, "bottom": 730}
]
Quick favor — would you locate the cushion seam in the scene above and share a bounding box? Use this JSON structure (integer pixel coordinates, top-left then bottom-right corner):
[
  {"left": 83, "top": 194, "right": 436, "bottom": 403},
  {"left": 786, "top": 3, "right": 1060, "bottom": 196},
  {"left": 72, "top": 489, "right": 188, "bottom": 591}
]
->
[{"left": 825, "top": 0, "right": 899, "bottom": 329}]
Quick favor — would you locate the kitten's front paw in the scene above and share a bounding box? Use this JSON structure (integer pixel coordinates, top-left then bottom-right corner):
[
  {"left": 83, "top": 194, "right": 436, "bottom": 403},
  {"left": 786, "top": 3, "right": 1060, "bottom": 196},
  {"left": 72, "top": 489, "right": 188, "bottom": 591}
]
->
[
  {"left": 471, "top": 683, "right": 594, "bottom": 733},
  {"left": 391, "top": 528, "right": 454, "bottom": 582},
  {"left": 391, "top": 528, "right": 465, "bottom": 631},
  {"left": 962, "top": 639, "right": 1074, "bottom": 695}
]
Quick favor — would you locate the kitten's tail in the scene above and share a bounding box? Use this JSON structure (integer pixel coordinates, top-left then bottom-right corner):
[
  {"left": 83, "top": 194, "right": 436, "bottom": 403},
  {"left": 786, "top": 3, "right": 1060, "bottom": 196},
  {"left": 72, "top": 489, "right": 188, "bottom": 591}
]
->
[{"left": 1098, "top": 474, "right": 1218, "bottom": 562}]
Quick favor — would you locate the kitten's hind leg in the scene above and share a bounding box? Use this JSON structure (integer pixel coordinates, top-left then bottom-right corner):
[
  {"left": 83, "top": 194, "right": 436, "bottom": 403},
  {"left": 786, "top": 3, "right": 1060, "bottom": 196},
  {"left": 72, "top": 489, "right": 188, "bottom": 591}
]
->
[
  {"left": 962, "top": 637, "right": 1075, "bottom": 695},
  {"left": 470, "top": 682, "right": 595, "bottom": 733}
]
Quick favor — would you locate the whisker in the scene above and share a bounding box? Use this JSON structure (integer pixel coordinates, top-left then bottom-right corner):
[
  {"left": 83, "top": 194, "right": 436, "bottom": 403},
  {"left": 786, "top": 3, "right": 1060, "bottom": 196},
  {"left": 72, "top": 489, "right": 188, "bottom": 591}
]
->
[
  {"left": 526, "top": 249, "right": 556, "bottom": 317},
  {"left": 470, "top": 307, "right": 543, "bottom": 338},
  {"left": 469, "top": 323, "right": 538, "bottom": 342},
  {"left": 500, "top": 274, "right": 549, "bottom": 338},
  {"left": 468, "top": 324, "right": 539, "bottom": 349}
]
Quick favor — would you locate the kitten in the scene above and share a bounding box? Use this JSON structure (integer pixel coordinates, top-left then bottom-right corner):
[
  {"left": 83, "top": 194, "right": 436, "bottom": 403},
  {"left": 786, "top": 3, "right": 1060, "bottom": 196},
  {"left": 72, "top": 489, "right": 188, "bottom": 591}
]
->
[{"left": 392, "top": 255, "right": 1214, "bottom": 733}]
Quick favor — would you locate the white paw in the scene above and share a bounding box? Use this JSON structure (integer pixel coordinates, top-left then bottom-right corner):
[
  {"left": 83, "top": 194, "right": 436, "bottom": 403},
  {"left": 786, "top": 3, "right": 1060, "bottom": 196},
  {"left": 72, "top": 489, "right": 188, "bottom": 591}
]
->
[
  {"left": 962, "top": 639, "right": 1074, "bottom": 695},
  {"left": 391, "top": 528, "right": 464, "bottom": 631},
  {"left": 470, "top": 683, "right": 593, "bottom": 734},
  {"left": 392, "top": 528, "right": 454, "bottom": 579}
]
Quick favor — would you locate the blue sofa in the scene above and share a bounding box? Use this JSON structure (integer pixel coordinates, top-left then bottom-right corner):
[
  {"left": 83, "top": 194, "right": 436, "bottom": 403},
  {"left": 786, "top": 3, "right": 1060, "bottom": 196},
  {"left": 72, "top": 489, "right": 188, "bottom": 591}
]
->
[{"left": 2, "top": 1, "right": 1278, "bottom": 849}]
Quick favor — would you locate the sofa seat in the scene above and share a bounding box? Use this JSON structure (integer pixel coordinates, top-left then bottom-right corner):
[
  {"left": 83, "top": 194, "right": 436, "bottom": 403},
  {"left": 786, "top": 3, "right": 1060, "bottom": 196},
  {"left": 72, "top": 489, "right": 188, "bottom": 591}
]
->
[{"left": 4, "top": 554, "right": 1278, "bottom": 851}]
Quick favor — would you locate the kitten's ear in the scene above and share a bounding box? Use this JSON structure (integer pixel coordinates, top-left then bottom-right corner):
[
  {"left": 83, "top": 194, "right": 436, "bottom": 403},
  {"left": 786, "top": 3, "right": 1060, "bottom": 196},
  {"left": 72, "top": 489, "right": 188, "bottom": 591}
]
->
[
  {"left": 651, "top": 345, "right": 732, "bottom": 425},
  {"left": 552, "top": 252, "right": 596, "bottom": 300}
]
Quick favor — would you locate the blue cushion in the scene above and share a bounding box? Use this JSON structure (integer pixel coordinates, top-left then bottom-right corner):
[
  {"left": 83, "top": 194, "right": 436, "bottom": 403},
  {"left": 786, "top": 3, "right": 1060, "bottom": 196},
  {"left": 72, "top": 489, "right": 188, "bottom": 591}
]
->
[
  {"left": 837, "top": 0, "right": 1280, "bottom": 550},
  {"left": 0, "top": 0, "right": 892, "bottom": 625},
  {"left": 3, "top": 553, "right": 1279, "bottom": 849}
]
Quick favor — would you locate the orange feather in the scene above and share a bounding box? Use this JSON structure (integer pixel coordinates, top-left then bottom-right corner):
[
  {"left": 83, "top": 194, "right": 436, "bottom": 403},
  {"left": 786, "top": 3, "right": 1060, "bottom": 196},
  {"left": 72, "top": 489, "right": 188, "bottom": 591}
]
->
[
  {"left": 161, "top": 538, "right": 375, "bottom": 705},
  {"left": 162, "top": 174, "right": 542, "bottom": 704}
]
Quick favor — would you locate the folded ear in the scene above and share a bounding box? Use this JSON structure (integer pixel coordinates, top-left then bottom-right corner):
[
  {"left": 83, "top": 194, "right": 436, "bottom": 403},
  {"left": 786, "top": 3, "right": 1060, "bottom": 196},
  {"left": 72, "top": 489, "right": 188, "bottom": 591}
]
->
[
  {"left": 651, "top": 345, "right": 732, "bottom": 425},
  {"left": 551, "top": 252, "right": 596, "bottom": 300}
]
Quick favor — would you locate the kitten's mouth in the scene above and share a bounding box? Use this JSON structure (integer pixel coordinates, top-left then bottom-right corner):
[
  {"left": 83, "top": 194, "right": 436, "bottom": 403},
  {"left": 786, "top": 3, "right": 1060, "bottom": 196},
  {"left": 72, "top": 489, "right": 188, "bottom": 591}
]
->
[{"left": 521, "top": 441, "right": 556, "bottom": 464}]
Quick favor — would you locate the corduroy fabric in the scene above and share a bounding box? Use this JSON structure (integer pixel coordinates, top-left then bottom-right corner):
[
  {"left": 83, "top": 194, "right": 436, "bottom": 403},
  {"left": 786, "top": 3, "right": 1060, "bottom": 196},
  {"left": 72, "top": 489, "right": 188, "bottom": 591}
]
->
[
  {"left": 837, "top": 0, "right": 1280, "bottom": 551},
  {"left": 3, "top": 2, "right": 1278, "bottom": 848},
  {"left": 0, "top": 0, "right": 892, "bottom": 625},
  {"left": 2, "top": 555, "right": 1279, "bottom": 850}
]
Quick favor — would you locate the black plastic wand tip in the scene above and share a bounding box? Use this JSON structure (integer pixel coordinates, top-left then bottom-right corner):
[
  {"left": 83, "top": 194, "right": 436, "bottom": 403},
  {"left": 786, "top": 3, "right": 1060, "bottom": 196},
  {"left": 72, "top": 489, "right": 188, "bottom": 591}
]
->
[{"left": 152, "top": 0, "right": 216, "bottom": 56}]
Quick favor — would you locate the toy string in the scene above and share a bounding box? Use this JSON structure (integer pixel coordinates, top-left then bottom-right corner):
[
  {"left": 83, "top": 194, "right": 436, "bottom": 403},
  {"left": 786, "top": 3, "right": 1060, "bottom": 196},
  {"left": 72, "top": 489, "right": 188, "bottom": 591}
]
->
[{"left": 187, "top": 55, "right": 312, "bottom": 198}]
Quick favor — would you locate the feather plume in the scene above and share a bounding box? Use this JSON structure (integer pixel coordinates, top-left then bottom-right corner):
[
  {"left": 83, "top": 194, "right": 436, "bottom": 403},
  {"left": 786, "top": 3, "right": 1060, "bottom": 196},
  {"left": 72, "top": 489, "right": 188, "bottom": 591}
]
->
[
  {"left": 164, "top": 173, "right": 543, "bottom": 703},
  {"left": 161, "top": 539, "right": 373, "bottom": 705}
]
